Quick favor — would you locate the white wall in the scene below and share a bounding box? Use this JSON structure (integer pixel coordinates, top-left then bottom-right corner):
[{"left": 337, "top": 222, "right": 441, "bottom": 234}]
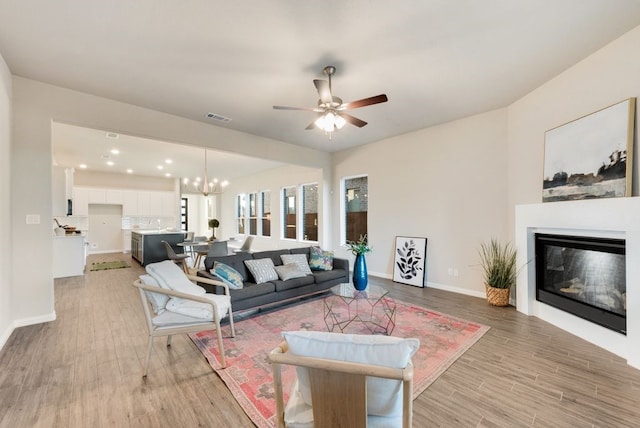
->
[
  {"left": 0, "top": 53, "right": 12, "bottom": 348},
  {"left": 9, "top": 77, "right": 332, "bottom": 330},
  {"left": 332, "top": 109, "right": 509, "bottom": 297},
  {"left": 507, "top": 25, "right": 640, "bottom": 234}
]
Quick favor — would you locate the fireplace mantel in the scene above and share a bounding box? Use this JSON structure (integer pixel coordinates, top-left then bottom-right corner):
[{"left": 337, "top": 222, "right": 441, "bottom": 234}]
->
[{"left": 515, "top": 197, "right": 640, "bottom": 369}]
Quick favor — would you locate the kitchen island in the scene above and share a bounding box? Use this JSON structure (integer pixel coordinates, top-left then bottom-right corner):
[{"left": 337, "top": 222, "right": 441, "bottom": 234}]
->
[{"left": 131, "top": 230, "right": 186, "bottom": 266}]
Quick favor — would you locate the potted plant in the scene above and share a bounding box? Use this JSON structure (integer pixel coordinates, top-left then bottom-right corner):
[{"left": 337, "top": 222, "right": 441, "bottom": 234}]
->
[
  {"left": 208, "top": 218, "right": 220, "bottom": 241},
  {"left": 478, "top": 238, "right": 517, "bottom": 306},
  {"left": 347, "top": 234, "right": 372, "bottom": 290}
]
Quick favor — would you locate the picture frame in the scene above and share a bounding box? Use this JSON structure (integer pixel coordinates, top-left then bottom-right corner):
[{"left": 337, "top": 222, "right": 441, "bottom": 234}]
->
[
  {"left": 392, "top": 236, "right": 427, "bottom": 287},
  {"left": 542, "top": 98, "right": 636, "bottom": 203}
]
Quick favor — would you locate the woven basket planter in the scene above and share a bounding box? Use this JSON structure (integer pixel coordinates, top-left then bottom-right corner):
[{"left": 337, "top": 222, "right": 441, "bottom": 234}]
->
[{"left": 485, "top": 283, "right": 510, "bottom": 307}]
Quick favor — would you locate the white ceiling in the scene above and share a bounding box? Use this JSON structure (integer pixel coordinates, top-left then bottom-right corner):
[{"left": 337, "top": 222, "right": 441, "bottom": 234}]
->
[{"left": 3, "top": 0, "right": 640, "bottom": 178}]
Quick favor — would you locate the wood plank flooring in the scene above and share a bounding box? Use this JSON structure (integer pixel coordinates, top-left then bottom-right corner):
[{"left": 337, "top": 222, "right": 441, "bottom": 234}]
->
[{"left": 1, "top": 252, "right": 639, "bottom": 427}]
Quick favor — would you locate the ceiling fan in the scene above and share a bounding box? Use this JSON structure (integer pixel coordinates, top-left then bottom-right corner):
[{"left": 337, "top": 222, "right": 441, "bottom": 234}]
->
[{"left": 273, "top": 65, "right": 388, "bottom": 136}]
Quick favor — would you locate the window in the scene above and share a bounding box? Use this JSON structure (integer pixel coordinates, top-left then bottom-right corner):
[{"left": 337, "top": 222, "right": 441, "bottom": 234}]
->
[
  {"left": 302, "top": 183, "right": 318, "bottom": 241},
  {"left": 248, "top": 192, "right": 257, "bottom": 235},
  {"left": 236, "top": 193, "right": 246, "bottom": 234},
  {"left": 260, "top": 190, "right": 271, "bottom": 237},
  {"left": 282, "top": 186, "right": 297, "bottom": 239},
  {"left": 343, "top": 175, "right": 368, "bottom": 243},
  {"left": 180, "top": 198, "right": 188, "bottom": 231}
]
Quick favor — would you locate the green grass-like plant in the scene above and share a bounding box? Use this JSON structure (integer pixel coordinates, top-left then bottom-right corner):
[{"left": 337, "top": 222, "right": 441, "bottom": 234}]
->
[{"left": 478, "top": 238, "right": 517, "bottom": 289}]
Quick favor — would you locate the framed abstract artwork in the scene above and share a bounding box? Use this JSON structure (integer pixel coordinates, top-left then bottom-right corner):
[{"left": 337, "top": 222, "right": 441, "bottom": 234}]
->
[
  {"left": 392, "top": 236, "right": 427, "bottom": 287},
  {"left": 542, "top": 98, "right": 635, "bottom": 202}
]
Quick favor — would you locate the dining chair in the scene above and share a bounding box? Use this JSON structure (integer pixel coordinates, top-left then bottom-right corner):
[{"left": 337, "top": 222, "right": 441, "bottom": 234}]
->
[
  {"left": 233, "top": 235, "right": 254, "bottom": 253},
  {"left": 207, "top": 240, "right": 228, "bottom": 257},
  {"left": 192, "top": 236, "right": 211, "bottom": 269},
  {"left": 162, "top": 240, "right": 189, "bottom": 274}
]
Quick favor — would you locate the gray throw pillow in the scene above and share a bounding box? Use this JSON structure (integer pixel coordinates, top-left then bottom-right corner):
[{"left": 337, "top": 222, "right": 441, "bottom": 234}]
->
[
  {"left": 244, "top": 258, "right": 279, "bottom": 284},
  {"left": 274, "top": 263, "right": 307, "bottom": 281},
  {"left": 280, "top": 254, "right": 312, "bottom": 275}
]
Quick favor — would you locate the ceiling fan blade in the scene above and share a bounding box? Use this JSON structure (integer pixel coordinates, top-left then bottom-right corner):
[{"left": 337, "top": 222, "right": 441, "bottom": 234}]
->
[
  {"left": 313, "top": 79, "right": 333, "bottom": 105},
  {"left": 341, "top": 94, "right": 388, "bottom": 110},
  {"left": 273, "top": 105, "right": 317, "bottom": 111},
  {"left": 341, "top": 113, "right": 368, "bottom": 128}
]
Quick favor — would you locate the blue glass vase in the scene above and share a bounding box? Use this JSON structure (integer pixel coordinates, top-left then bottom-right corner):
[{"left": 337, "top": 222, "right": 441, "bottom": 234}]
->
[{"left": 353, "top": 254, "right": 368, "bottom": 290}]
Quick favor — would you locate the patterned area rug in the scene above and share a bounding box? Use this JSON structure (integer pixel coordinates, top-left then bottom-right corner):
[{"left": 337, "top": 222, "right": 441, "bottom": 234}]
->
[
  {"left": 89, "top": 260, "right": 131, "bottom": 271},
  {"left": 190, "top": 297, "right": 489, "bottom": 428}
]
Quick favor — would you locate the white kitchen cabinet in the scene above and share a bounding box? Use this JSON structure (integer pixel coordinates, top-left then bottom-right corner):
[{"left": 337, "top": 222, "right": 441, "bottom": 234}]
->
[
  {"left": 53, "top": 235, "right": 87, "bottom": 278},
  {"left": 161, "top": 191, "right": 178, "bottom": 218},
  {"left": 73, "top": 187, "right": 89, "bottom": 215},
  {"left": 137, "top": 191, "right": 151, "bottom": 215},
  {"left": 106, "top": 189, "right": 123, "bottom": 204},
  {"left": 123, "top": 230, "right": 132, "bottom": 253},
  {"left": 88, "top": 188, "right": 107, "bottom": 204},
  {"left": 122, "top": 190, "right": 138, "bottom": 215}
]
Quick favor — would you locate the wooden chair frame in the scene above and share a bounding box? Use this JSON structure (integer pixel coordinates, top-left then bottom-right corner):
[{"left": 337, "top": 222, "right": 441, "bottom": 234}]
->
[
  {"left": 133, "top": 274, "right": 235, "bottom": 377},
  {"left": 269, "top": 341, "right": 414, "bottom": 428}
]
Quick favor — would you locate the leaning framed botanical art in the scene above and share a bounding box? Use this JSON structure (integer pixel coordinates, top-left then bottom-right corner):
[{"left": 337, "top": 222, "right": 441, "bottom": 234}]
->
[
  {"left": 392, "top": 236, "right": 427, "bottom": 287},
  {"left": 542, "top": 98, "right": 635, "bottom": 202}
]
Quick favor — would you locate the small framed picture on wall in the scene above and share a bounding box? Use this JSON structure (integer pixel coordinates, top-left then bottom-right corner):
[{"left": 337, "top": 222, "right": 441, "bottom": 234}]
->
[{"left": 392, "top": 236, "right": 427, "bottom": 287}]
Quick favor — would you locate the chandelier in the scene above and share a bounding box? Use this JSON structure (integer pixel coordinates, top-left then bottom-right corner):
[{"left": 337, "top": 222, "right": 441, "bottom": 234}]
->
[{"left": 190, "top": 149, "right": 229, "bottom": 196}]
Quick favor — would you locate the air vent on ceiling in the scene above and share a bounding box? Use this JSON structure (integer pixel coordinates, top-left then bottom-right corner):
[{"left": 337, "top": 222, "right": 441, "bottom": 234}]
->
[
  {"left": 105, "top": 131, "right": 119, "bottom": 139},
  {"left": 205, "top": 112, "right": 232, "bottom": 123}
]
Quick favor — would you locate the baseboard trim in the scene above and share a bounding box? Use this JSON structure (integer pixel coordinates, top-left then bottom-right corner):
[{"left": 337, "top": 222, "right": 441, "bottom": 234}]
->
[
  {"left": 367, "top": 271, "right": 486, "bottom": 299},
  {"left": 0, "top": 311, "right": 56, "bottom": 352}
]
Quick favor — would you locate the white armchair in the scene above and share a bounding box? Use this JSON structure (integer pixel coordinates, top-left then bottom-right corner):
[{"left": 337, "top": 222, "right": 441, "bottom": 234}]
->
[
  {"left": 269, "top": 331, "right": 419, "bottom": 428},
  {"left": 133, "top": 260, "right": 235, "bottom": 377}
]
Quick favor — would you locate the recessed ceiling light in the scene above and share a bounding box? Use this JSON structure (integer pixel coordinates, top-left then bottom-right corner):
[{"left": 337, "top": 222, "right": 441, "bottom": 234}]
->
[
  {"left": 126, "top": 169, "right": 133, "bottom": 174},
  {"left": 157, "top": 165, "right": 163, "bottom": 170},
  {"left": 165, "top": 159, "right": 173, "bottom": 164},
  {"left": 111, "top": 149, "right": 120, "bottom": 155},
  {"left": 106, "top": 161, "right": 114, "bottom": 166},
  {"left": 183, "top": 178, "right": 189, "bottom": 184},
  {"left": 165, "top": 173, "right": 171, "bottom": 177},
  {"left": 79, "top": 164, "right": 87, "bottom": 169}
]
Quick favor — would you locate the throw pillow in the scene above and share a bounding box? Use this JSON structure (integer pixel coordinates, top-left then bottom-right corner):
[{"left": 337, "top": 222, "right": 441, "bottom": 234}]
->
[
  {"left": 283, "top": 331, "right": 420, "bottom": 418},
  {"left": 244, "top": 258, "right": 279, "bottom": 284},
  {"left": 212, "top": 261, "right": 244, "bottom": 290},
  {"left": 146, "top": 260, "right": 206, "bottom": 296},
  {"left": 274, "top": 263, "right": 307, "bottom": 281},
  {"left": 280, "top": 254, "right": 312, "bottom": 275},
  {"left": 309, "top": 246, "right": 334, "bottom": 271},
  {"left": 139, "top": 274, "right": 169, "bottom": 314}
]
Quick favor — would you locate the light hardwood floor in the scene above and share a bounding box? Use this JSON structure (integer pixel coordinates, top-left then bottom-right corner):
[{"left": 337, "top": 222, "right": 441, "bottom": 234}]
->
[{"left": 1, "top": 252, "right": 639, "bottom": 427}]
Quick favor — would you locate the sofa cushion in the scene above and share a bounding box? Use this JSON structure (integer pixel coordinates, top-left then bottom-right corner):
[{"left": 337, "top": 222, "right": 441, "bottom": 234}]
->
[
  {"left": 212, "top": 261, "right": 244, "bottom": 289},
  {"left": 309, "top": 246, "right": 333, "bottom": 271},
  {"left": 311, "top": 269, "right": 348, "bottom": 284},
  {"left": 289, "top": 247, "right": 311, "bottom": 257},
  {"left": 283, "top": 331, "right": 420, "bottom": 418},
  {"left": 229, "top": 281, "right": 276, "bottom": 301},
  {"left": 251, "top": 249, "right": 291, "bottom": 267},
  {"left": 146, "top": 261, "right": 205, "bottom": 296},
  {"left": 281, "top": 254, "right": 312, "bottom": 275},
  {"left": 244, "top": 258, "right": 279, "bottom": 284},
  {"left": 274, "top": 263, "right": 308, "bottom": 281},
  {"left": 272, "top": 274, "right": 315, "bottom": 292}
]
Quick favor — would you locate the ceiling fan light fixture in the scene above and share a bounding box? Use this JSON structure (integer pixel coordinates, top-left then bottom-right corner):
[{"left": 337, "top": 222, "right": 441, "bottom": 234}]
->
[{"left": 315, "top": 111, "right": 345, "bottom": 133}]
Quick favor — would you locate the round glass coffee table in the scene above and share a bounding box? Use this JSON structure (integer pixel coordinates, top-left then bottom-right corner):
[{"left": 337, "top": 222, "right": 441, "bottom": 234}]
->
[{"left": 323, "top": 283, "right": 396, "bottom": 335}]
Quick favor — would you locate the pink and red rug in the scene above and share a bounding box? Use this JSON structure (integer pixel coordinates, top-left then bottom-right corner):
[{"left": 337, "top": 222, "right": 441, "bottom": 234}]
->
[{"left": 189, "top": 297, "right": 489, "bottom": 428}]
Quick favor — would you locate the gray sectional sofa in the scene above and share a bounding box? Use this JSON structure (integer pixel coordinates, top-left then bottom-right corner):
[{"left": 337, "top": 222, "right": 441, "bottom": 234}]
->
[{"left": 196, "top": 247, "right": 349, "bottom": 313}]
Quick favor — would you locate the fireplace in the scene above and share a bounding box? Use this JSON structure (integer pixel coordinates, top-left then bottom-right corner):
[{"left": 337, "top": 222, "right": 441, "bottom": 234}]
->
[{"left": 535, "top": 233, "right": 626, "bottom": 334}]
